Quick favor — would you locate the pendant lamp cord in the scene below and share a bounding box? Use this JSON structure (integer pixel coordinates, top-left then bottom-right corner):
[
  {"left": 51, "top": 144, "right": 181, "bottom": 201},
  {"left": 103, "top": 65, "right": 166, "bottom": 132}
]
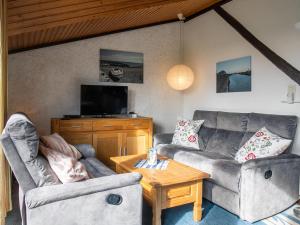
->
[{"left": 180, "top": 20, "right": 184, "bottom": 63}]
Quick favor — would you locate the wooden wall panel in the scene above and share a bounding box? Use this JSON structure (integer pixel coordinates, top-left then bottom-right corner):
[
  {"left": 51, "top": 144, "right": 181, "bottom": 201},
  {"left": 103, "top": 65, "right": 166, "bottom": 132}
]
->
[{"left": 0, "top": 0, "right": 11, "bottom": 224}]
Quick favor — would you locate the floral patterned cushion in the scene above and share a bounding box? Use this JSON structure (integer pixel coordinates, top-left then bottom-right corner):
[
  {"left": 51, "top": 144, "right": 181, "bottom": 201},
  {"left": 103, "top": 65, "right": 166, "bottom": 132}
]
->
[
  {"left": 235, "top": 127, "right": 292, "bottom": 163},
  {"left": 171, "top": 119, "right": 204, "bottom": 149}
]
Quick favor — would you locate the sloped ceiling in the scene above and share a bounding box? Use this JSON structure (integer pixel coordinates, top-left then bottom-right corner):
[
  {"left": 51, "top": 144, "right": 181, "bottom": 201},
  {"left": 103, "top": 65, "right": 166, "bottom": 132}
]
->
[{"left": 8, "top": 0, "right": 228, "bottom": 53}]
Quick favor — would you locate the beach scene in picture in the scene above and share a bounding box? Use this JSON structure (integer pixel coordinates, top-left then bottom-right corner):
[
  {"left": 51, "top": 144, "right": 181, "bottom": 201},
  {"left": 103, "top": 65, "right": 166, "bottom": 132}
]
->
[
  {"left": 100, "top": 49, "right": 143, "bottom": 83},
  {"left": 216, "top": 56, "right": 251, "bottom": 93}
]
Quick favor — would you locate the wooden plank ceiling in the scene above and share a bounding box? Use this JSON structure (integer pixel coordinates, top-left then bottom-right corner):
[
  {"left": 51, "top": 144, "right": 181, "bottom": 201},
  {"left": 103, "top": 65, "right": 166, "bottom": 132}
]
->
[{"left": 8, "top": 0, "right": 223, "bottom": 53}]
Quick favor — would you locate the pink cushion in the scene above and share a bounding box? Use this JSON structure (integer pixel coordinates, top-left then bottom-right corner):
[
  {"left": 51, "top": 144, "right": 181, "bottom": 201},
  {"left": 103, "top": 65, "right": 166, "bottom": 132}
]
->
[
  {"left": 40, "top": 133, "right": 89, "bottom": 183},
  {"left": 40, "top": 133, "right": 82, "bottom": 159},
  {"left": 39, "top": 144, "right": 89, "bottom": 183}
]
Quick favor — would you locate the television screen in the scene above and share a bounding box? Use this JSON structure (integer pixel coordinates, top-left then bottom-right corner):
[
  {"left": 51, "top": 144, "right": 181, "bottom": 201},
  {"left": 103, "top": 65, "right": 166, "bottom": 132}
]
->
[{"left": 81, "top": 85, "right": 128, "bottom": 116}]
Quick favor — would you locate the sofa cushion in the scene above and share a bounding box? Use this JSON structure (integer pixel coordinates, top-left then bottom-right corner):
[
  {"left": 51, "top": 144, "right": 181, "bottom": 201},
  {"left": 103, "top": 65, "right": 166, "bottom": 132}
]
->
[
  {"left": 205, "top": 129, "right": 245, "bottom": 158},
  {"left": 193, "top": 110, "right": 218, "bottom": 150},
  {"left": 241, "top": 113, "right": 297, "bottom": 153},
  {"left": 80, "top": 158, "right": 115, "bottom": 178},
  {"left": 40, "top": 143, "right": 90, "bottom": 183},
  {"left": 158, "top": 145, "right": 241, "bottom": 193},
  {"left": 171, "top": 119, "right": 204, "bottom": 149},
  {"left": 193, "top": 110, "right": 218, "bottom": 128},
  {"left": 235, "top": 127, "right": 292, "bottom": 163},
  {"left": 5, "top": 113, "right": 39, "bottom": 162},
  {"left": 41, "top": 133, "right": 82, "bottom": 160},
  {"left": 157, "top": 144, "right": 200, "bottom": 159},
  {"left": 217, "top": 111, "right": 249, "bottom": 132}
]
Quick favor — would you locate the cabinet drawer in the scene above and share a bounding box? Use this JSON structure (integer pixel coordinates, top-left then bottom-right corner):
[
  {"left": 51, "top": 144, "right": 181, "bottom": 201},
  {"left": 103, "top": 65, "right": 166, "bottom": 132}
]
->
[
  {"left": 125, "top": 120, "right": 150, "bottom": 130},
  {"left": 93, "top": 121, "right": 125, "bottom": 131},
  {"left": 60, "top": 133, "right": 93, "bottom": 145},
  {"left": 59, "top": 120, "right": 92, "bottom": 132}
]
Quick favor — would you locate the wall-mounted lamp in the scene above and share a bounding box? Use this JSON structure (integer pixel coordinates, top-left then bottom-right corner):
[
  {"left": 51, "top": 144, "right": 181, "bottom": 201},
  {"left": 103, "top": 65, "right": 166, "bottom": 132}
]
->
[{"left": 166, "top": 13, "right": 194, "bottom": 91}]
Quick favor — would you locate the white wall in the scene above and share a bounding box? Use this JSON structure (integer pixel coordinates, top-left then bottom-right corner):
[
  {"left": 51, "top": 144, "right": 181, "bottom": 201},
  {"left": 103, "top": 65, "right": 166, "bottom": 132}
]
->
[
  {"left": 8, "top": 23, "right": 183, "bottom": 135},
  {"left": 183, "top": 0, "right": 300, "bottom": 154}
]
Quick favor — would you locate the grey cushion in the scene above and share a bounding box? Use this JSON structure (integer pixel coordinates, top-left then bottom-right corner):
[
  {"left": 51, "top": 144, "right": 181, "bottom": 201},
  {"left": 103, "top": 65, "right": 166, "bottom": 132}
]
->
[
  {"left": 158, "top": 144, "right": 241, "bottom": 192},
  {"left": 5, "top": 114, "right": 39, "bottom": 162},
  {"left": 205, "top": 129, "right": 245, "bottom": 158},
  {"left": 157, "top": 144, "right": 200, "bottom": 159},
  {"left": 74, "top": 144, "right": 96, "bottom": 158},
  {"left": 4, "top": 113, "right": 60, "bottom": 187},
  {"left": 204, "top": 112, "right": 248, "bottom": 157},
  {"left": 193, "top": 110, "right": 218, "bottom": 150},
  {"left": 80, "top": 158, "right": 115, "bottom": 178},
  {"left": 246, "top": 113, "right": 297, "bottom": 138},
  {"left": 217, "top": 111, "right": 249, "bottom": 132},
  {"left": 193, "top": 110, "right": 218, "bottom": 128}
]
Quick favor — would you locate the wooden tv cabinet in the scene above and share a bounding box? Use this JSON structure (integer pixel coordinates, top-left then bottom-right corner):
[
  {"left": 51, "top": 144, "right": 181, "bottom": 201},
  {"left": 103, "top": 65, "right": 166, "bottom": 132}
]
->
[{"left": 51, "top": 117, "right": 153, "bottom": 169}]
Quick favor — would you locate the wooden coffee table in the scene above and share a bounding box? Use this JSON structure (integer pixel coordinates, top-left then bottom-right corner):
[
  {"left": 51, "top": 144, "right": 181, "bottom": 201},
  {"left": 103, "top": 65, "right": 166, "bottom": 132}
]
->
[{"left": 111, "top": 154, "right": 209, "bottom": 225}]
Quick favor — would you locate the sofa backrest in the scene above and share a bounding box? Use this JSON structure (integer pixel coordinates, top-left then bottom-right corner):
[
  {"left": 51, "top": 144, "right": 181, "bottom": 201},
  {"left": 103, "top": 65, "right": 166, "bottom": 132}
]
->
[
  {"left": 0, "top": 134, "right": 36, "bottom": 192},
  {"left": 240, "top": 113, "right": 298, "bottom": 153},
  {"left": 0, "top": 113, "right": 61, "bottom": 192},
  {"left": 193, "top": 110, "right": 298, "bottom": 157}
]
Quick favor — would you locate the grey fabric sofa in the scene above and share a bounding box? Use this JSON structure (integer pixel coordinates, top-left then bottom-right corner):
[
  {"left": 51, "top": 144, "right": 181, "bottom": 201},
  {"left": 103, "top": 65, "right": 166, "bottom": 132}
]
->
[
  {"left": 0, "top": 113, "right": 143, "bottom": 225},
  {"left": 154, "top": 110, "right": 300, "bottom": 223}
]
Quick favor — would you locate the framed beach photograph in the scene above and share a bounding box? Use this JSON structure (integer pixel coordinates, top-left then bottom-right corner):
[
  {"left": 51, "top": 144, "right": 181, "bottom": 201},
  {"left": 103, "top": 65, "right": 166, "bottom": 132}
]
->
[
  {"left": 100, "top": 49, "right": 144, "bottom": 83},
  {"left": 216, "top": 56, "right": 251, "bottom": 93}
]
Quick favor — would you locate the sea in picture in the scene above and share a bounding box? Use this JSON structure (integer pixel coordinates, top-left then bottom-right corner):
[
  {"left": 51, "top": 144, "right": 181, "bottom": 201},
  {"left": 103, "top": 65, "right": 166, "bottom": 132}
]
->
[
  {"left": 216, "top": 56, "right": 251, "bottom": 93},
  {"left": 100, "top": 49, "right": 143, "bottom": 83}
]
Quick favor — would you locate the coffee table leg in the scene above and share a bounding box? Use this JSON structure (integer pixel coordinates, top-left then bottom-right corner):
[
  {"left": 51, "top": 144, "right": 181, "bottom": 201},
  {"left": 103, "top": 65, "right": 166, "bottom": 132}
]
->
[
  {"left": 152, "top": 187, "right": 162, "bottom": 225},
  {"left": 193, "top": 180, "right": 203, "bottom": 221}
]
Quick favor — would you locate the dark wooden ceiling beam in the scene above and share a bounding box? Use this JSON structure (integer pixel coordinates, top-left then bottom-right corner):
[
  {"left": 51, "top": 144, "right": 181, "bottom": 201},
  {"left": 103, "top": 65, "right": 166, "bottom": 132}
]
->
[{"left": 214, "top": 6, "right": 300, "bottom": 85}]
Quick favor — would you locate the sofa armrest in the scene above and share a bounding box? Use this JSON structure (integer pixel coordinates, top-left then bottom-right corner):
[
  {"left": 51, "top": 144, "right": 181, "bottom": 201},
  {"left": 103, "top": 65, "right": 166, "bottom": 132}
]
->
[
  {"left": 241, "top": 153, "right": 300, "bottom": 170},
  {"left": 153, "top": 133, "right": 173, "bottom": 146},
  {"left": 74, "top": 144, "right": 96, "bottom": 158},
  {"left": 239, "top": 154, "right": 300, "bottom": 222},
  {"left": 25, "top": 172, "right": 142, "bottom": 209}
]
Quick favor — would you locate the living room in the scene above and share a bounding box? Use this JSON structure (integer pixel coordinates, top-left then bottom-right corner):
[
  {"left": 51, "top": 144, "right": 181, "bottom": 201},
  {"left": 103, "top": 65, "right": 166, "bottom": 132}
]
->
[{"left": 0, "top": 0, "right": 300, "bottom": 225}]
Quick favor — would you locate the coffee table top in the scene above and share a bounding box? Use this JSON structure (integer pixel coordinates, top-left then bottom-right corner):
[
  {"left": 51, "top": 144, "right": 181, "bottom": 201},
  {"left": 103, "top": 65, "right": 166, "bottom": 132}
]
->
[{"left": 111, "top": 154, "right": 209, "bottom": 187}]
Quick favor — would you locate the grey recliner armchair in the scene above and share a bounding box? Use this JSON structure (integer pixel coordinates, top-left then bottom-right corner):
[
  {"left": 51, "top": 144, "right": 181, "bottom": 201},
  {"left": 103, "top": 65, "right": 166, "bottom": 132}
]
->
[{"left": 0, "top": 113, "right": 143, "bottom": 225}]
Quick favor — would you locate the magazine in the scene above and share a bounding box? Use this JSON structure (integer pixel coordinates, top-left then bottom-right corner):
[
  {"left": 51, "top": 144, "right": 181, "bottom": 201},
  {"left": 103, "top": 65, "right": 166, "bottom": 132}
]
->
[{"left": 134, "top": 159, "right": 169, "bottom": 170}]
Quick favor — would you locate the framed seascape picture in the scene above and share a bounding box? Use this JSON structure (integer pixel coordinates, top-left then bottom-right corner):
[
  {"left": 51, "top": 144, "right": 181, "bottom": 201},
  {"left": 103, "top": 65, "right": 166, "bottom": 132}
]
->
[
  {"left": 100, "top": 49, "right": 144, "bottom": 83},
  {"left": 216, "top": 56, "right": 251, "bottom": 93}
]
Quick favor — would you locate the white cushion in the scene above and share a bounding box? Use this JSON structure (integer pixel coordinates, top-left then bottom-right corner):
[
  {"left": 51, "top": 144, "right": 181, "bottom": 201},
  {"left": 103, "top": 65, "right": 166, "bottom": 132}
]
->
[
  {"left": 235, "top": 127, "right": 292, "bottom": 163},
  {"left": 171, "top": 119, "right": 204, "bottom": 149}
]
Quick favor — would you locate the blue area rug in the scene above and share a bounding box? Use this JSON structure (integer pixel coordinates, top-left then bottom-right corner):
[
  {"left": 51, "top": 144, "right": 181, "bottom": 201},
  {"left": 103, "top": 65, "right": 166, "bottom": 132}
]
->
[{"left": 143, "top": 199, "right": 300, "bottom": 225}]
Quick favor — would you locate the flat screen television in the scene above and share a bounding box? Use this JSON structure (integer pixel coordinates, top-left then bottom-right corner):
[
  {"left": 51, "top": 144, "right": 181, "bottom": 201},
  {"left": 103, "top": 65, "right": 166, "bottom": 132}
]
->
[{"left": 81, "top": 85, "right": 128, "bottom": 116}]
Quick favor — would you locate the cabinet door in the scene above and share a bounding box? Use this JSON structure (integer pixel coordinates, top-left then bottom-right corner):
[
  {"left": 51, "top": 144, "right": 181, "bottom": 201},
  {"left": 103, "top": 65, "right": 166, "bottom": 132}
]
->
[
  {"left": 60, "top": 132, "right": 93, "bottom": 145},
  {"left": 124, "top": 130, "right": 149, "bottom": 155},
  {"left": 93, "top": 132, "right": 123, "bottom": 169}
]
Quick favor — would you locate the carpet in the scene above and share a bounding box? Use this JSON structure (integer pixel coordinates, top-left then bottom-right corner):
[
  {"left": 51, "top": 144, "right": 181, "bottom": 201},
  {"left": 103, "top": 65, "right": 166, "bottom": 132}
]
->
[
  {"left": 6, "top": 189, "right": 300, "bottom": 225},
  {"left": 143, "top": 200, "right": 300, "bottom": 225}
]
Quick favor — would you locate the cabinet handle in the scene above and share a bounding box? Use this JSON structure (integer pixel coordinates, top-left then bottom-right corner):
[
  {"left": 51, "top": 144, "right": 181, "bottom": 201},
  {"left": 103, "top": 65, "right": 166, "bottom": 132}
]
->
[
  {"left": 124, "top": 147, "right": 127, "bottom": 156},
  {"left": 103, "top": 125, "right": 113, "bottom": 127},
  {"left": 119, "top": 147, "right": 122, "bottom": 156},
  {"left": 71, "top": 125, "right": 81, "bottom": 128}
]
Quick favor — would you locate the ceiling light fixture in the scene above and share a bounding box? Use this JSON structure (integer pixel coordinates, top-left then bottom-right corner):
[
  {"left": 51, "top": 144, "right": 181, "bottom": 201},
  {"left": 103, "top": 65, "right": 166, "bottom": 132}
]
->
[{"left": 166, "top": 13, "right": 194, "bottom": 91}]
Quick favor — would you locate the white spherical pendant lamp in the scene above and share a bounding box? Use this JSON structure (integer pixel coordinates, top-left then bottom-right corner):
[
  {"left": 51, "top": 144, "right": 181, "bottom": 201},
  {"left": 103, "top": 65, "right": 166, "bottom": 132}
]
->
[
  {"left": 167, "top": 64, "right": 194, "bottom": 90},
  {"left": 167, "top": 13, "right": 194, "bottom": 91}
]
